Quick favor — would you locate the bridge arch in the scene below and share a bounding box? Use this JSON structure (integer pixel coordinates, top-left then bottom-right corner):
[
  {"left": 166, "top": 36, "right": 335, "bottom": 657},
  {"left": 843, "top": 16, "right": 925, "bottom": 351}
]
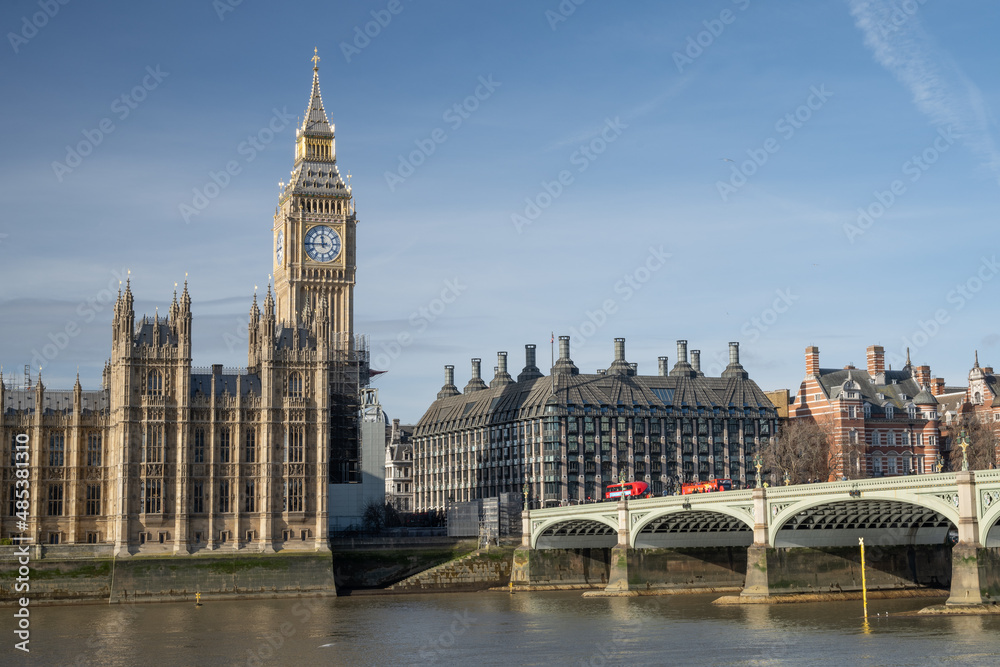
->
[
  {"left": 631, "top": 507, "right": 754, "bottom": 549},
  {"left": 531, "top": 515, "right": 619, "bottom": 550},
  {"left": 768, "top": 493, "right": 958, "bottom": 548},
  {"left": 979, "top": 494, "right": 1000, "bottom": 547}
]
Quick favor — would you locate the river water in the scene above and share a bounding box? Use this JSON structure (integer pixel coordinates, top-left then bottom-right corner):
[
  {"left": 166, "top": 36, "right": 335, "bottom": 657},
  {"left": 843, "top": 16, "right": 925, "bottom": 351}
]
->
[{"left": 10, "top": 591, "right": 1000, "bottom": 666}]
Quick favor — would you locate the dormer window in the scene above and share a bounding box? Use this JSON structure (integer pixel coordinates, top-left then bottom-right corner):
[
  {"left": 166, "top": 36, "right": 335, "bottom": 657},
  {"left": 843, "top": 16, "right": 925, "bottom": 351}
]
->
[
  {"left": 885, "top": 405, "right": 894, "bottom": 419},
  {"left": 907, "top": 405, "right": 916, "bottom": 419},
  {"left": 864, "top": 404, "right": 871, "bottom": 418}
]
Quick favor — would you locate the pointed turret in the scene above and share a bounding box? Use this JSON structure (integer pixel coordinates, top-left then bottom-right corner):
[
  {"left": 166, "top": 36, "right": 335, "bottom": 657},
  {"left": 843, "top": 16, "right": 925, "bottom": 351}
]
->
[
  {"left": 248, "top": 289, "right": 262, "bottom": 369},
  {"left": 169, "top": 283, "right": 180, "bottom": 323},
  {"left": 180, "top": 279, "right": 191, "bottom": 311},
  {"left": 176, "top": 279, "right": 192, "bottom": 358},
  {"left": 302, "top": 48, "right": 334, "bottom": 137}
]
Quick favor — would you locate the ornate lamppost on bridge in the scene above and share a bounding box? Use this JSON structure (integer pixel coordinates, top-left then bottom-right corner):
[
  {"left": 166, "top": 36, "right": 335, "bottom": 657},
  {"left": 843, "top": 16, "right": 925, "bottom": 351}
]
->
[
  {"left": 754, "top": 454, "right": 763, "bottom": 489},
  {"left": 957, "top": 430, "right": 971, "bottom": 472},
  {"left": 783, "top": 469, "right": 790, "bottom": 486}
]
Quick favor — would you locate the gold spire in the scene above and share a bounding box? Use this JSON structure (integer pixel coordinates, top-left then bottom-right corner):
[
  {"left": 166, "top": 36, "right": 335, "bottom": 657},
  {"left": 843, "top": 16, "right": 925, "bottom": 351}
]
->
[{"left": 312, "top": 47, "right": 320, "bottom": 70}]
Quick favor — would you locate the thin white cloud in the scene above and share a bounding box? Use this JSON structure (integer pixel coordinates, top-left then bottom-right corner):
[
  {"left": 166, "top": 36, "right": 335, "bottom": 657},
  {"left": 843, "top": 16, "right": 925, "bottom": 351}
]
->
[{"left": 848, "top": 0, "right": 1000, "bottom": 182}]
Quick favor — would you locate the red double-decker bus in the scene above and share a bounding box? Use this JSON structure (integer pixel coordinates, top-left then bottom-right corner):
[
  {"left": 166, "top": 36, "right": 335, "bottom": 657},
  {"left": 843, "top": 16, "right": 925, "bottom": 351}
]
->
[
  {"left": 680, "top": 478, "right": 732, "bottom": 495},
  {"left": 605, "top": 481, "right": 649, "bottom": 500}
]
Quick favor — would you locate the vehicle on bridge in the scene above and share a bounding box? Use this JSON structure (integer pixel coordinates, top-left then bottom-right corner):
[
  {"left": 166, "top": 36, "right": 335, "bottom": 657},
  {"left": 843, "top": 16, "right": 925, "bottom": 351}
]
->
[
  {"left": 605, "top": 481, "right": 648, "bottom": 500},
  {"left": 681, "top": 478, "right": 732, "bottom": 494}
]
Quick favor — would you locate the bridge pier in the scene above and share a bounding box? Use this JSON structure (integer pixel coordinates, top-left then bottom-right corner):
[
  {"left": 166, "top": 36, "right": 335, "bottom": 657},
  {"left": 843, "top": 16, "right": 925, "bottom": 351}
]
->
[
  {"left": 741, "top": 487, "right": 771, "bottom": 598},
  {"left": 947, "top": 471, "right": 984, "bottom": 605},
  {"left": 603, "top": 499, "right": 637, "bottom": 595},
  {"left": 509, "top": 509, "right": 532, "bottom": 587}
]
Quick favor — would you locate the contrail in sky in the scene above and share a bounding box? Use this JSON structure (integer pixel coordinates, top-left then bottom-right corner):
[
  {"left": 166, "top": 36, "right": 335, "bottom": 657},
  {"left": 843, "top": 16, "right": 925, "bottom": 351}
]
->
[{"left": 848, "top": 0, "right": 1000, "bottom": 184}]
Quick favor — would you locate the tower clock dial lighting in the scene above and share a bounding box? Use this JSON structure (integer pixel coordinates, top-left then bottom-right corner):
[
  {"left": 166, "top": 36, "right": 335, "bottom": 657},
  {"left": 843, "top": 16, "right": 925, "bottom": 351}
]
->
[
  {"left": 304, "top": 225, "right": 341, "bottom": 263},
  {"left": 275, "top": 230, "right": 284, "bottom": 265}
]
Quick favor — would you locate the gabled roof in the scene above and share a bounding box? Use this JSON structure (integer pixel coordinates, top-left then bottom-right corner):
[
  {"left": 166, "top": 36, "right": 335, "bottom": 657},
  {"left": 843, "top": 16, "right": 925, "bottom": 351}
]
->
[{"left": 815, "top": 367, "right": 922, "bottom": 410}]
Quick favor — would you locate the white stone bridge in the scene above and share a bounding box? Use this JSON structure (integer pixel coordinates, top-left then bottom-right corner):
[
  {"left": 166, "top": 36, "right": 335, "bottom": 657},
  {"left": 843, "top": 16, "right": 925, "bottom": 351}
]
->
[{"left": 513, "top": 470, "right": 1000, "bottom": 604}]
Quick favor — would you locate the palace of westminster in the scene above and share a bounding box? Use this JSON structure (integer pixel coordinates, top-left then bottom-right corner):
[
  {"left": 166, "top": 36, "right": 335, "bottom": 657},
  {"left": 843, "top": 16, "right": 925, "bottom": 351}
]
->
[{"left": 0, "top": 54, "right": 377, "bottom": 554}]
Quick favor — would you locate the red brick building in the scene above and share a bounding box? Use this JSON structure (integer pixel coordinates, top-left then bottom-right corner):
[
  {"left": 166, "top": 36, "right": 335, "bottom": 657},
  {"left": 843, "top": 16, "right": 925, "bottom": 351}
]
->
[{"left": 789, "top": 345, "right": 943, "bottom": 479}]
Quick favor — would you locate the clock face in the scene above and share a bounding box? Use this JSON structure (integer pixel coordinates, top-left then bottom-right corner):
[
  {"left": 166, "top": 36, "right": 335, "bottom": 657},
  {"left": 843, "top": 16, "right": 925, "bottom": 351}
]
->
[
  {"left": 275, "top": 230, "right": 284, "bottom": 265},
  {"left": 304, "top": 225, "right": 341, "bottom": 263}
]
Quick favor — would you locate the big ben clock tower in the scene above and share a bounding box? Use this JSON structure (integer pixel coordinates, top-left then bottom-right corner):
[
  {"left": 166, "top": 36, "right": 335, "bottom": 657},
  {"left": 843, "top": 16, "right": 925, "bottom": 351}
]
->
[{"left": 273, "top": 49, "right": 356, "bottom": 342}]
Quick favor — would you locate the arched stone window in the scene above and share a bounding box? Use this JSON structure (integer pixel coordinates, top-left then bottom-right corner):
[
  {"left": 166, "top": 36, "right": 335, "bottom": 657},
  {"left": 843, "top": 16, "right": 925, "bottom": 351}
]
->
[
  {"left": 287, "top": 372, "right": 303, "bottom": 399},
  {"left": 146, "top": 369, "right": 163, "bottom": 396}
]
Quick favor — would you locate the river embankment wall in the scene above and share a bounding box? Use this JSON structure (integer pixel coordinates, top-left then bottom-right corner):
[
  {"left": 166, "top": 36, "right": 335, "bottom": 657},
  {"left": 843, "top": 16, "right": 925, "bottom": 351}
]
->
[{"left": 0, "top": 549, "right": 335, "bottom": 604}]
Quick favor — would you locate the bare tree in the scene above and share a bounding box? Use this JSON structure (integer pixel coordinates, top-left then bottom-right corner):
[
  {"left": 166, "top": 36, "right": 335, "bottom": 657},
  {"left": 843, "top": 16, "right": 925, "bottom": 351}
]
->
[
  {"left": 761, "top": 419, "right": 832, "bottom": 484},
  {"left": 948, "top": 415, "right": 999, "bottom": 471}
]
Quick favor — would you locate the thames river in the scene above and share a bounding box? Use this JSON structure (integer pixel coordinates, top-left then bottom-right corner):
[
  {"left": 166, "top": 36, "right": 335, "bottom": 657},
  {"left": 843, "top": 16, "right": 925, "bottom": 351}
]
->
[{"left": 10, "top": 591, "right": 1000, "bottom": 666}]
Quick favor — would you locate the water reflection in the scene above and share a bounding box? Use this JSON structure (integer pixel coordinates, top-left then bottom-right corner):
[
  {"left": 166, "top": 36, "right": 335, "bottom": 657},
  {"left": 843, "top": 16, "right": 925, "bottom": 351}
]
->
[{"left": 22, "top": 592, "right": 1000, "bottom": 667}]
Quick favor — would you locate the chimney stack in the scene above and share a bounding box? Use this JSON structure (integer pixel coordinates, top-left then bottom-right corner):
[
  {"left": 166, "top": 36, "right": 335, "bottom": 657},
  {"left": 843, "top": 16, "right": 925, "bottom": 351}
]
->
[
  {"left": 914, "top": 365, "right": 931, "bottom": 388},
  {"left": 437, "top": 365, "right": 460, "bottom": 399},
  {"left": 722, "top": 341, "right": 749, "bottom": 379},
  {"left": 517, "top": 344, "right": 543, "bottom": 382},
  {"left": 677, "top": 340, "right": 688, "bottom": 363},
  {"left": 464, "top": 358, "right": 488, "bottom": 393},
  {"left": 658, "top": 356, "right": 669, "bottom": 377},
  {"left": 490, "top": 351, "right": 514, "bottom": 388},
  {"left": 805, "top": 346, "right": 820, "bottom": 376},
  {"left": 608, "top": 337, "right": 633, "bottom": 375},
  {"left": 866, "top": 345, "right": 885, "bottom": 378},
  {"left": 551, "top": 335, "right": 579, "bottom": 376},
  {"left": 691, "top": 350, "right": 702, "bottom": 375},
  {"left": 930, "top": 377, "right": 946, "bottom": 396}
]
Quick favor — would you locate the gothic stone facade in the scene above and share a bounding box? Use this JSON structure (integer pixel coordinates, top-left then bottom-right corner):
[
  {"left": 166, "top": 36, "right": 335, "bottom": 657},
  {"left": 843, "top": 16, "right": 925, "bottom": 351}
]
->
[
  {"left": 413, "top": 337, "right": 778, "bottom": 512},
  {"left": 0, "top": 56, "right": 365, "bottom": 555}
]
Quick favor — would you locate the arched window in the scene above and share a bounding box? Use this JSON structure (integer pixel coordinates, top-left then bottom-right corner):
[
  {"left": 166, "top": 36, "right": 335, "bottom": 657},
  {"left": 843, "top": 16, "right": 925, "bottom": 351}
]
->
[
  {"left": 287, "top": 372, "right": 303, "bottom": 399},
  {"left": 146, "top": 369, "right": 163, "bottom": 396},
  {"left": 974, "top": 391, "right": 983, "bottom": 405}
]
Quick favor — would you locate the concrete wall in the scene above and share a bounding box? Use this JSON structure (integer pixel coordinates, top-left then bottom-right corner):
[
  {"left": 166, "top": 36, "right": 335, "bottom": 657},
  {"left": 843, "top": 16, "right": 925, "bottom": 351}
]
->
[
  {"left": 513, "top": 547, "right": 610, "bottom": 588},
  {"left": 628, "top": 547, "right": 747, "bottom": 590},
  {"left": 975, "top": 546, "right": 1000, "bottom": 599},
  {"left": 0, "top": 553, "right": 336, "bottom": 603},
  {"left": 764, "top": 545, "right": 951, "bottom": 594}
]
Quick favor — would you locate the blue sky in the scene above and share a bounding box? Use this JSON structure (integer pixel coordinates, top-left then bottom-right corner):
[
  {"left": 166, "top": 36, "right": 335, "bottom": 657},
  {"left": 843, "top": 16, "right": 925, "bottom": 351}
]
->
[{"left": 2, "top": 0, "right": 999, "bottom": 423}]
